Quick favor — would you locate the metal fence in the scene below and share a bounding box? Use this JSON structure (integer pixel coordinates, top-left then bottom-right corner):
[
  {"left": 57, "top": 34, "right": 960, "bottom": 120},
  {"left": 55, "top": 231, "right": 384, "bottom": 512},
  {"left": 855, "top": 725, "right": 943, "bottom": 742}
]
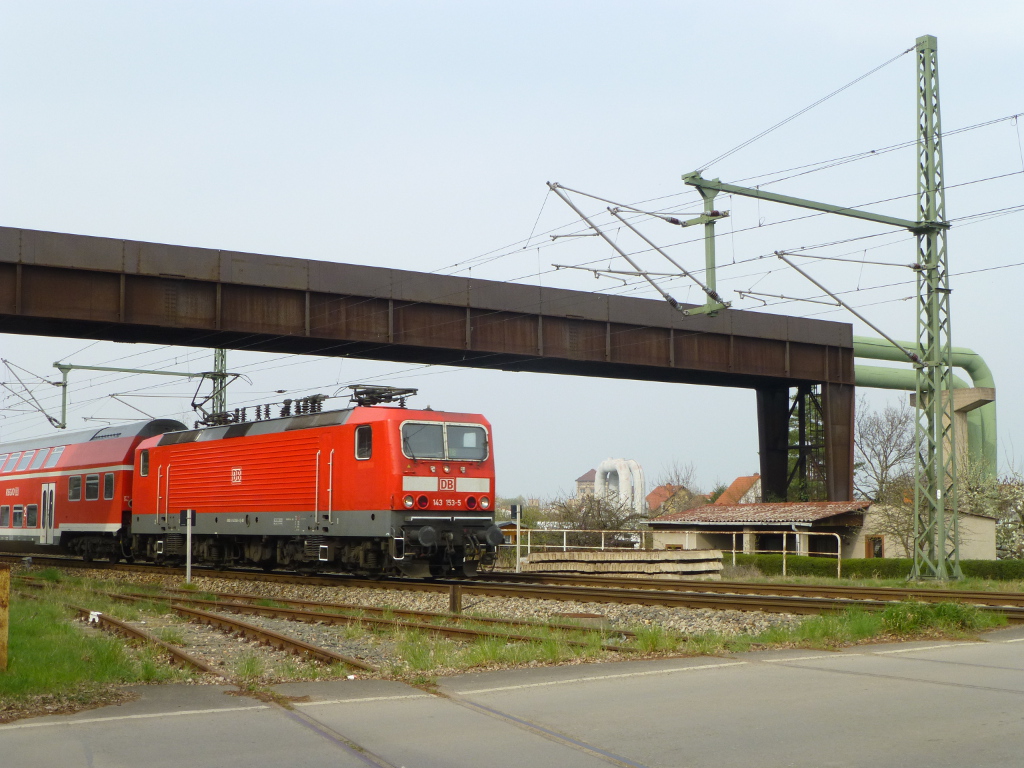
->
[
  {"left": 715, "top": 530, "right": 844, "bottom": 578},
  {"left": 497, "top": 527, "right": 651, "bottom": 572}
]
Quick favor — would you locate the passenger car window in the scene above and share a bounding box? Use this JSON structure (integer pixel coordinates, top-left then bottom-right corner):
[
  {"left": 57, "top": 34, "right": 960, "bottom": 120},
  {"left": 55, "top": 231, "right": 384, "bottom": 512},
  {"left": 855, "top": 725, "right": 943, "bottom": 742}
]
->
[
  {"left": 43, "top": 446, "right": 65, "bottom": 468},
  {"left": 2, "top": 453, "right": 22, "bottom": 473},
  {"left": 68, "top": 476, "right": 82, "bottom": 501},
  {"left": 29, "top": 449, "right": 49, "bottom": 470},
  {"left": 104, "top": 473, "right": 115, "bottom": 500},
  {"left": 355, "top": 425, "right": 373, "bottom": 460},
  {"left": 0, "top": 506, "right": 8, "bottom": 526},
  {"left": 0, "top": 454, "right": 8, "bottom": 473},
  {"left": 15, "top": 451, "right": 34, "bottom": 471},
  {"left": 85, "top": 474, "right": 100, "bottom": 501},
  {"left": 26, "top": 504, "right": 38, "bottom": 527},
  {"left": 12, "top": 505, "right": 23, "bottom": 527}
]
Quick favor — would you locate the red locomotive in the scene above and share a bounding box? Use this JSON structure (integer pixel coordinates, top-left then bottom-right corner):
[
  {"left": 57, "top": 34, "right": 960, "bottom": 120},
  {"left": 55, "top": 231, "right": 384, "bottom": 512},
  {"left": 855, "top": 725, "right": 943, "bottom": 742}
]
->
[{"left": 0, "top": 387, "right": 502, "bottom": 577}]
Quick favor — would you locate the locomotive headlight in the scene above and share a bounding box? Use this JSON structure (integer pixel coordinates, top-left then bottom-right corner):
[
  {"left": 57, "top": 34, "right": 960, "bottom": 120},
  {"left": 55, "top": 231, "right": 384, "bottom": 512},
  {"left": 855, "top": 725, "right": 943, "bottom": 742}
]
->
[
  {"left": 403, "top": 495, "right": 415, "bottom": 509},
  {"left": 480, "top": 496, "right": 491, "bottom": 509}
]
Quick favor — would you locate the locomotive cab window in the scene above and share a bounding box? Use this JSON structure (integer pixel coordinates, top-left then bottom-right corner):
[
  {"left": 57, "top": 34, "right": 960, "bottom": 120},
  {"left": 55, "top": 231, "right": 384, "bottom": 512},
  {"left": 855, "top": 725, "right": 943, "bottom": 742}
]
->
[
  {"left": 12, "top": 505, "right": 23, "bottom": 527},
  {"left": 103, "top": 473, "right": 115, "bottom": 500},
  {"left": 401, "top": 423, "right": 444, "bottom": 459},
  {"left": 355, "top": 425, "right": 372, "bottom": 460},
  {"left": 29, "top": 449, "right": 49, "bottom": 470},
  {"left": 85, "top": 474, "right": 100, "bottom": 501},
  {"left": 26, "top": 504, "right": 37, "bottom": 527},
  {"left": 447, "top": 425, "right": 488, "bottom": 461},
  {"left": 401, "top": 422, "right": 489, "bottom": 461},
  {"left": 139, "top": 450, "right": 149, "bottom": 477},
  {"left": 43, "top": 446, "right": 65, "bottom": 468},
  {"left": 0, "top": 505, "right": 8, "bottom": 526},
  {"left": 68, "top": 476, "right": 82, "bottom": 501}
]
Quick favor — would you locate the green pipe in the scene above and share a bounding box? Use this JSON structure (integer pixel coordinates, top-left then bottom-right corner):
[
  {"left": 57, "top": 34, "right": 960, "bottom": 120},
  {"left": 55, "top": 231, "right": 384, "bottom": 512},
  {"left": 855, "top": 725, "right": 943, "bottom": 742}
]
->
[
  {"left": 853, "top": 336, "right": 996, "bottom": 477},
  {"left": 854, "top": 364, "right": 984, "bottom": 470}
]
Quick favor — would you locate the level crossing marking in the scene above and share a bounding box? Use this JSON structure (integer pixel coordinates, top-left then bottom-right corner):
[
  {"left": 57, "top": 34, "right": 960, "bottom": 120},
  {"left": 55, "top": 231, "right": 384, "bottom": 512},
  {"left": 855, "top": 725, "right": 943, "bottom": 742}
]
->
[
  {"left": 0, "top": 705, "right": 270, "bottom": 731},
  {"left": 456, "top": 661, "right": 747, "bottom": 695},
  {"left": 871, "top": 643, "right": 981, "bottom": 654}
]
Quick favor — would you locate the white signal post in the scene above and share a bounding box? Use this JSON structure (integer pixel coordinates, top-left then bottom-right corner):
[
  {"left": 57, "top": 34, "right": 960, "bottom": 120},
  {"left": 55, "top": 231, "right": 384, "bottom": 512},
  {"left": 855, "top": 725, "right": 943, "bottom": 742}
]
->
[
  {"left": 511, "top": 504, "right": 522, "bottom": 574},
  {"left": 181, "top": 509, "right": 195, "bottom": 584}
]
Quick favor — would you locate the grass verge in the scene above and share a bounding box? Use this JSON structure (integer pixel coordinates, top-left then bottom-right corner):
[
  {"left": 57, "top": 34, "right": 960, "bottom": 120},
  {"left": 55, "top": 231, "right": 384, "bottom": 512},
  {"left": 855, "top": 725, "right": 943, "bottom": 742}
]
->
[
  {"left": 0, "top": 596, "right": 189, "bottom": 722},
  {"left": 3, "top": 568, "right": 1015, "bottom": 723}
]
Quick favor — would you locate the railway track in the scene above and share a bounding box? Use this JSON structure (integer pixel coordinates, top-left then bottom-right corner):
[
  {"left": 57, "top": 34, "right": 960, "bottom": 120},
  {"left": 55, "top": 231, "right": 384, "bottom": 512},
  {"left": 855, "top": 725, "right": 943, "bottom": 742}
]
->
[
  {"left": 9, "top": 554, "right": 1024, "bottom": 623},
  {"left": 103, "top": 588, "right": 634, "bottom": 652},
  {"left": 71, "top": 605, "right": 226, "bottom": 677},
  {"left": 157, "top": 585, "right": 638, "bottom": 638},
  {"left": 475, "top": 572, "right": 1024, "bottom": 608}
]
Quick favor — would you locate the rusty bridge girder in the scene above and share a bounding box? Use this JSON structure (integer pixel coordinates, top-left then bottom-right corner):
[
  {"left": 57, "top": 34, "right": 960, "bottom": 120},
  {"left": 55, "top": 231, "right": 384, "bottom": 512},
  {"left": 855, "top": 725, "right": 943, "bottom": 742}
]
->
[{"left": 0, "top": 226, "right": 855, "bottom": 499}]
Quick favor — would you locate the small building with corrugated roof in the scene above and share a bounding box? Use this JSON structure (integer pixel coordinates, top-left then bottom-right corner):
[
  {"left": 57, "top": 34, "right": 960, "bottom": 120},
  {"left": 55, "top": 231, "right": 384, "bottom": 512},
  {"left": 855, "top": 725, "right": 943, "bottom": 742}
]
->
[{"left": 646, "top": 500, "right": 996, "bottom": 560}]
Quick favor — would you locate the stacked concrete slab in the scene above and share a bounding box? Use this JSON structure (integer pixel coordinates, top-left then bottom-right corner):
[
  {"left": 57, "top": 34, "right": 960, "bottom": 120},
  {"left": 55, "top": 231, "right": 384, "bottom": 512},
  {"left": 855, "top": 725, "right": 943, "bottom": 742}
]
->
[{"left": 520, "top": 549, "right": 722, "bottom": 580}]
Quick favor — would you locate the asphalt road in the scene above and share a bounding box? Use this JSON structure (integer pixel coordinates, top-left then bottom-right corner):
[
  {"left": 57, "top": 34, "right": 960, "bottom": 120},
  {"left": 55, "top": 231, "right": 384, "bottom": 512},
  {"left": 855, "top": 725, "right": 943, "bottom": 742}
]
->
[{"left": 4, "top": 625, "right": 1024, "bottom": 768}]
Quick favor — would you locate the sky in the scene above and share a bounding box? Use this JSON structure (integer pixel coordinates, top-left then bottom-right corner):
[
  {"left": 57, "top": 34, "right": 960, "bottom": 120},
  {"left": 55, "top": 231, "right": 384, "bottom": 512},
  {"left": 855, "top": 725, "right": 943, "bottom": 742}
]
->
[{"left": 1, "top": 1, "right": 1023, "bottom": 500}]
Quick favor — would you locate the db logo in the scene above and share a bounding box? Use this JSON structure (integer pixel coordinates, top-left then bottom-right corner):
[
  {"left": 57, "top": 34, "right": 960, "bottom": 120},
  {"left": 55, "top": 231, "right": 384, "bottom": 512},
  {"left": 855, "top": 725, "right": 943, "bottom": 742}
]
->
[
  {"left": 439, "top": 478, "right": 456, "bottom": 491},
  {"left": 231, "top": 467, "right": 243, "bottom": 484}
]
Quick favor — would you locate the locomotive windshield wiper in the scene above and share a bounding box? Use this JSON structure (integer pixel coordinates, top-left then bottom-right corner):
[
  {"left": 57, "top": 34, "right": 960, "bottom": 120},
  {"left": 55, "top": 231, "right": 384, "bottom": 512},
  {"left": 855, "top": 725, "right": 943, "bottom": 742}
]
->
[{"left": 402, "top": 436, "right": 418, "bottom": 458}]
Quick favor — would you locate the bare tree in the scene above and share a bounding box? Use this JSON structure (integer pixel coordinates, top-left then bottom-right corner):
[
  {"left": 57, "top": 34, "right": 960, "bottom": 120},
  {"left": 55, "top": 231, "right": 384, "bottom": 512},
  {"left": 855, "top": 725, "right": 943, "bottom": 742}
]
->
[
  {"left": 864, "top": 474, "right": 916, "bottom": 556},
  {"left": 854, "top": 398, "right": 917, "bottom": 554},
  {"left": 856, "top": 399, "right": 1024, "bottom": 559},
  {"left": 549, "top": 494, "right": 647, "bottom": 531},
  {"left": 854, "top": 396, "right": 916, "bottom": 501},
  {"left": 655, "top": 459, "right": 700, "bottom": 491},
  {"left": 652, "top": 459, "right": 707, "bottom": 514}
]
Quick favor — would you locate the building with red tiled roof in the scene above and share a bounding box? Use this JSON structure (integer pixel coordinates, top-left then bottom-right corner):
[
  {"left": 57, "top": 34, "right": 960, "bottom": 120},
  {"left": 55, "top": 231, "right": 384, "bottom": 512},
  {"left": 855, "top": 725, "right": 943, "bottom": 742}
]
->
[
  {"left": 713, "top": 473, "right": 761, "bottom": 505},
  {"left": 646, "top": 484, "right": 683, "bottom": 513},
  {"left": 646, "top": 484, "right": 707, "bottom": 515}
]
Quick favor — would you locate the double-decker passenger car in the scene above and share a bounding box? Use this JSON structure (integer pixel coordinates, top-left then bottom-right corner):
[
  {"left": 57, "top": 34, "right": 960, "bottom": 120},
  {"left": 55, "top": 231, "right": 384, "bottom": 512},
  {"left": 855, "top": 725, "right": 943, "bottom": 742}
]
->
[
  {"left": 0, "top": 400, "right": 502, "bottom": 577},
  {"left": 0, "top": 420, "right": 187, "bottom": 559}
]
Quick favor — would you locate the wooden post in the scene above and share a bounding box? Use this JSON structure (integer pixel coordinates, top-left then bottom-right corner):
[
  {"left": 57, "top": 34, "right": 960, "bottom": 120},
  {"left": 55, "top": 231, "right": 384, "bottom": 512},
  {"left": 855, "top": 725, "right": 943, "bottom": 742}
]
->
[
  {"left": 0, "top": 564, "right": 9, "bottom": 671},
  {"left": 448, "top": 584, "right": 462, "bottom": 615}
]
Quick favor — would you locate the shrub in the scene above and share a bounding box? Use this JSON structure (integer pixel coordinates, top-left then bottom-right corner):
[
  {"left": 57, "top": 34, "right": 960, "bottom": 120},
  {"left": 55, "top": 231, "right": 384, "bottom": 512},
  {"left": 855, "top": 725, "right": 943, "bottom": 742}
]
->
[
  {"left": 961, "top": 559, "right": 1024, "bottom": 580},
  {"left": 731, "top": 554, "right": 1024, "bottom": 581}
]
